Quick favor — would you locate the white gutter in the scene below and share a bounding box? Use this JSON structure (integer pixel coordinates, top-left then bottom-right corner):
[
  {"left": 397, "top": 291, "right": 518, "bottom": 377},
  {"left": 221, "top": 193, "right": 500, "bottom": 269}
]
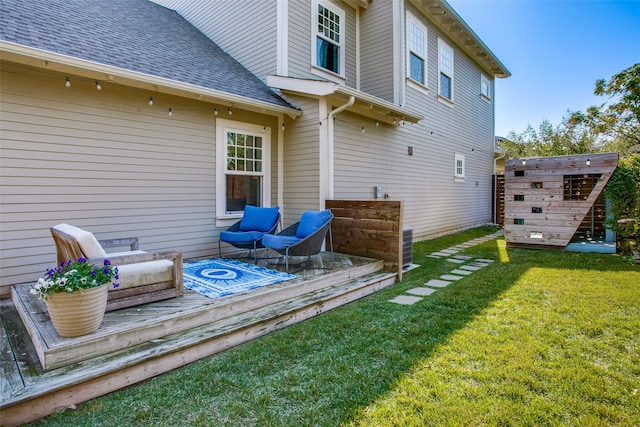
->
[
  {"left": 327, "top": 96, "right": 355, "bottom": 200},
  {"left": 266, "top": 75, "right": 423, "bottom": 123},
  {"left": 277, "top": 113, "right": 285, "bottom": 218},
  {"left": 1, "top": 41, "right": 302, "bottom": 118}
]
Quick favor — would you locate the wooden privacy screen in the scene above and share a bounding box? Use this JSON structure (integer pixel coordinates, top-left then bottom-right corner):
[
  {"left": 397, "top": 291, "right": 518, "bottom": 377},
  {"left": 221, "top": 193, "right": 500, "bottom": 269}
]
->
[
  {"left": 326, "top": 200, "right": 404, "bottom": 281},
  {"left": 504, "top": 152, "right": 618, "bottom": 249}
]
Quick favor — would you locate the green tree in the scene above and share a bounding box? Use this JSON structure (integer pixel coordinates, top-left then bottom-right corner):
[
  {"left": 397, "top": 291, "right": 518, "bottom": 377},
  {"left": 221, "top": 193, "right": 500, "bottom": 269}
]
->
[
  {"left": 502, "top": 63, "right": 640, "bottom": 158},
  {"left": 501, "top": 115, "right": 599, "bottom": 158},
  {"left": 605, "top": 152, "right": 640, "bottom": 253},
  {"left": 571, "top": 63, "right": 640, "bottom": 151}
]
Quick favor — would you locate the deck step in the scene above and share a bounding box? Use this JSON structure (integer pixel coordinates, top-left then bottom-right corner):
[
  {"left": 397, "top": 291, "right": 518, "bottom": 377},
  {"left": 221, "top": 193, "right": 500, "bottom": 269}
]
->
[
  {"left": 1, "top": 269, "right": 397, "bottom": 425},
  {"left": 11, "top": 258, "right": 384, "bottom": 371}
]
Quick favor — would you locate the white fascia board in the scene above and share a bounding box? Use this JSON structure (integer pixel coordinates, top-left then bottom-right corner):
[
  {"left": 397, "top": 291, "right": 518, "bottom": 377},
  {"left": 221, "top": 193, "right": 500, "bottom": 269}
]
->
[
  {"left": 266, "top": 75, "right": 423, "bottom": 123},
  {"left": 1, "top": 41, "right": 302, "bottom": 117},
  {"left": 267, "top": 75, "right": 340, "bottom": 96}
]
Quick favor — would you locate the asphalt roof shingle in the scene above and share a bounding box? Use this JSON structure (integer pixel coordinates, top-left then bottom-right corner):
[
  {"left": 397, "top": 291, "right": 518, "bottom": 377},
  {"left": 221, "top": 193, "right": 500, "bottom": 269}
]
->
[{"left": 0, "top": 0, "right": 295, "bottom": 110}]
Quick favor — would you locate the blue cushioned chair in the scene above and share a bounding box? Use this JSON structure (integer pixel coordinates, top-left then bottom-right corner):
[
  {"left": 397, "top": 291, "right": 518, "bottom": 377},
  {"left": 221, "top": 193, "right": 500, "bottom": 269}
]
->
[
  {"left": 218, "top": 205, "right": 280, "bottom": 263},
  {"left": 262, "top": 209, "right": 334, "bottom": 273}
]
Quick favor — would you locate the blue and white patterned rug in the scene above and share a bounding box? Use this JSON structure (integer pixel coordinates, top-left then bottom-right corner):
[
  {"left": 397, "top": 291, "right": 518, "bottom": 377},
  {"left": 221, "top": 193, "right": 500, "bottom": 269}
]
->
[{"left": 183, "top": 258, "right": 297, "bottom": 299}]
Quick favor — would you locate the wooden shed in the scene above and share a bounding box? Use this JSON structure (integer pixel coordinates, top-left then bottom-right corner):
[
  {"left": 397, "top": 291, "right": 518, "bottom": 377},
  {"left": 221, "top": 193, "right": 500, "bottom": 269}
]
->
[{"left": 504, "top": 153, "right": 619, "bottom": 250}]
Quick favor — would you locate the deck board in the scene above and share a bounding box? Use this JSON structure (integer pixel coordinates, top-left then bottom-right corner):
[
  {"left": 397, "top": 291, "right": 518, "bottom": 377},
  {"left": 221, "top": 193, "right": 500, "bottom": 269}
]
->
[
  {"left": 1, "top": 253, "right": 398, "bottom": 426},
  {"left": 11, "top": 254, "right": 379, "bottom": 371}
]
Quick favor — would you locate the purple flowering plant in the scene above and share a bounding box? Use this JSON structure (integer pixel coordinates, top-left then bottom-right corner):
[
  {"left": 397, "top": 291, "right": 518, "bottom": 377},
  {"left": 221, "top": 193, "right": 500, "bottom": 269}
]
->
[{"left": 30, "top": 257, "right": 119, "bottom": 300}]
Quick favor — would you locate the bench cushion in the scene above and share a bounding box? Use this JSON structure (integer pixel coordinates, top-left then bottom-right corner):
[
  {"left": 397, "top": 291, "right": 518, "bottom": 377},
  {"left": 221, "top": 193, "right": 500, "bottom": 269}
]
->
[
  {"left": 116, "top": 259, "right": 174, "bottom": 290},
  {"left": 52, "top": 223, "right": 108, "bottom": 259}
]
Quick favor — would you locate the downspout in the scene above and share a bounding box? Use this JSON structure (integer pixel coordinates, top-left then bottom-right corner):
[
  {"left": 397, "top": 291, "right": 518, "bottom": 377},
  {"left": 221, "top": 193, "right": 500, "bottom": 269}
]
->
[
  {"left": 327, "top": 95, "right": 355, "bottom": 203},
  {"left": 277, "top": 113, "right": 284, "bottom": 217}
]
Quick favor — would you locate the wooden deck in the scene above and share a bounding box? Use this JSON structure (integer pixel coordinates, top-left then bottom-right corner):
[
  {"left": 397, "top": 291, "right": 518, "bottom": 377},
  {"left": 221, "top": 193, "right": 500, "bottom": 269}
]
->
[{"left": 0, "top": 252, "right": 396, "bottom": 426}]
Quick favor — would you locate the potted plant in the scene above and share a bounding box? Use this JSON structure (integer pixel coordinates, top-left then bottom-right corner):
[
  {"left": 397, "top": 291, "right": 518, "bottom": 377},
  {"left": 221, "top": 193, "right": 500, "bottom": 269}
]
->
[{"left": 30, "top": 257, "right": 119, "bottom": 337}]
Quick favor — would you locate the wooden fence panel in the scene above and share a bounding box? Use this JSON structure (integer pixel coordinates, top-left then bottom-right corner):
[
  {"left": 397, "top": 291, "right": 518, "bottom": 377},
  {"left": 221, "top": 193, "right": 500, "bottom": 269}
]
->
[{"left": 326, "top": 200, "right": 404, "bottom": 281}]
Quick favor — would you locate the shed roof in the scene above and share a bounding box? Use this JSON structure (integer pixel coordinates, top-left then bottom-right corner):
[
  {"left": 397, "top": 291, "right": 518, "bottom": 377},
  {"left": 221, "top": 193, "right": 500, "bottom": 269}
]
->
[{"left": 0, "top": 0, "right": 298, "bottom": 113}]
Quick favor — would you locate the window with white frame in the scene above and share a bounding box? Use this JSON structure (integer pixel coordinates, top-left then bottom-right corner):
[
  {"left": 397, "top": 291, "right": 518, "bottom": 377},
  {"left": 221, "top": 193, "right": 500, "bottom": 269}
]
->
[
  {"left": 314, "top": 1, "right": 344, "bottom": 76},
  {"left": 454, "top": 153, "right": 465, "bottom": 180},
  {"left": 407, "top": 14, "right": 427, "bottom": 86},
  {"left": 216, "top": 119, "right": 271, "bottom": 219},
  {"left": 481, "top": 74, "right": 491, "bottom": 99},
  {"left": 438, "top": 38, "right": 454, "bottom": 101}
]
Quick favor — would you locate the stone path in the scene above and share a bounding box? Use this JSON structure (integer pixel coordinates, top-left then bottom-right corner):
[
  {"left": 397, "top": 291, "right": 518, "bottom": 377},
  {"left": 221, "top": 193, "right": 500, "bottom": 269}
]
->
[{"left": 389, "top": 229, "right": 503, "bottom": 306}]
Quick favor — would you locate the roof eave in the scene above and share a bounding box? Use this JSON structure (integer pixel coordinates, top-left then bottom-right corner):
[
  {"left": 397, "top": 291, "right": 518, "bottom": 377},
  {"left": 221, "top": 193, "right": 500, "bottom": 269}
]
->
[
  {"left": 0, "top": 41, "right": 302, "bottom": 118},
  {"left": 409, "top": 0, "right": 511, "bottom": 78},
  {"left": 266, "top": 75, "right": 424, "bottom": 124}
]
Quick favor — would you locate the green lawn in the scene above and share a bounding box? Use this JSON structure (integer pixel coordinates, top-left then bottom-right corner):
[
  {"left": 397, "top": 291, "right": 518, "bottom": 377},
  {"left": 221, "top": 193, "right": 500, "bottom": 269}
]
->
[{"left": 31, "top": 227, "right": 640, "bottom": 426}]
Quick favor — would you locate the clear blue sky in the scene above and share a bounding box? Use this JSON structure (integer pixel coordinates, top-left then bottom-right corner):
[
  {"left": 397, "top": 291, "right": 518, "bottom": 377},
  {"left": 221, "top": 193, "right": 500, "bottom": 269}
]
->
[{"left": 448, "top": 0, "right": 640, "bottom": 138}]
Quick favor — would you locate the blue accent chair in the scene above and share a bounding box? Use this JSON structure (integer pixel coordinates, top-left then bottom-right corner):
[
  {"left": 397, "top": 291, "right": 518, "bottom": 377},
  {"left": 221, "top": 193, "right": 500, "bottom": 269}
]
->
[
  {"left": 262, "top": 209, "right": 334, "bottom": 273},
  {"left": 218, "top": 205, "right": 280, "bottom": 263}
]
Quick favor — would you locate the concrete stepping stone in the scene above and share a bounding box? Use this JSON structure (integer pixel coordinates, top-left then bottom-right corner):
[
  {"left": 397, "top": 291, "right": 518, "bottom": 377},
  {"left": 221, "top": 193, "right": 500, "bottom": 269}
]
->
[
  {"left": 460, "top": 265, "right": 482, "bottom": 271},
  {"left": 440, "top": 274, "right": 464, "bottom": 281},
  {"left": 451, "top": 269, "right": 473, "bottom": 276},
  {"left": 407, "top": 287, "right": 437, "bottom": 296},
  {"left": 468, "top": 262, "right": 489, "bottom": 268},
  {"left": 426, "top": 254, "right": 441, "bottom": 259},
  {"left": 425, "top": 279, "right": 452, "bottom": 288},
  {"left": 389, "top": 295, "right": 422, "bottom": 305},
  {"left": 446, "top": 258, "right": 465, "bottom": 263},
  {"left": 431, "top": 252, "right": 449, "bottom": 257},
  {"left": 451, "top": 255, "right": 473, "bottom": 260},
  {"left": 440, "top": 249, "right": 459, "bottom": 254},
  {"left": 476, "top": 258, "right": 494, "bottom": 263}
]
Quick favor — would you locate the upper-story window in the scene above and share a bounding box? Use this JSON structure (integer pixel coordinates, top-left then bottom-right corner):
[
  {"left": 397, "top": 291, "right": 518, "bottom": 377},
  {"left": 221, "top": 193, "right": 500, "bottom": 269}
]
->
[
  {"left": 481, "top": 74, "right": 491, "bottom": 100},
  {"left": 438, "top": 38, "right": 454, "bottom": 102},
  {"left": 407, "top": 14, "right": 427, "bottom": 86},
  {"left": 314, "top": 1, "right": 344, "bottom": 77}
]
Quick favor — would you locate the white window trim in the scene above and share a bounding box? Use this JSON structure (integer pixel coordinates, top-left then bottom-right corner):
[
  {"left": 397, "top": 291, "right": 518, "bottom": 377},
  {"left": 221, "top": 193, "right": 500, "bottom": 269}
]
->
[
  {"left": 215, "top": 119, "right": 272, "bottom": 227},
  {"left": 406, "top": 12, "right": 428, "bottom": 92},
  {"left": 481, "top": 74, "right": 491, "bottom": 101},
  {"left": 454, "top": 152, "right": 465, "bottom": 182},
  {"left": 311, "top": 0, "right": 346, "bottom": 83},
  {"left": 438, "top": 38, "right": 454, "bottom": 105}
]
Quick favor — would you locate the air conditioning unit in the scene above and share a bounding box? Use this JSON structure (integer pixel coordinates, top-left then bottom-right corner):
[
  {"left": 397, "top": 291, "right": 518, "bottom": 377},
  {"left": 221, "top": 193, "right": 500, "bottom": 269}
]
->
[{"left": 402, "top": 226, "right": 413, "bottom": 267}]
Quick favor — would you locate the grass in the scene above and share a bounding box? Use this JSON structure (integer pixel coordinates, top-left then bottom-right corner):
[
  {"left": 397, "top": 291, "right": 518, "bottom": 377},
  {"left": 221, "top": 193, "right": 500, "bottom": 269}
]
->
[{"left": 30, "top": 227, "right": 640, "bottom": 426}]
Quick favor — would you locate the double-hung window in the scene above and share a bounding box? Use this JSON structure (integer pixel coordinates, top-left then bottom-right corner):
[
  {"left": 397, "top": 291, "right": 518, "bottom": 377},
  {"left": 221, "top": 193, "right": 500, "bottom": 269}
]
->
[
  {"left": 438, "top": 38, "right": 454, "bottom": 101},
  {"left": 216, "top": 119, "right": 271, "bottom": 220},
  {"left": 314, "top": 1, "right": 344, "bottom": 78},
  {"left": 407, "top": 14, "right": 427, "bottom": 86}
]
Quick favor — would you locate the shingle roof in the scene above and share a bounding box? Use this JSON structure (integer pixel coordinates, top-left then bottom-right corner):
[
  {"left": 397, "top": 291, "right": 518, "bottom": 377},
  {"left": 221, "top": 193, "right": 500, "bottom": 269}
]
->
[{"left": 0, "top": 0, "right": 295, "bottom": 110}]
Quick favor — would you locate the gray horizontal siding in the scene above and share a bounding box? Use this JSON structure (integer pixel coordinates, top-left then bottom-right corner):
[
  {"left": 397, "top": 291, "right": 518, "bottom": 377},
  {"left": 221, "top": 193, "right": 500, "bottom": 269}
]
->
[
  {"left": 281, "top": 96, "right": 322, "bottom": 226},
  {"left": 359, "top": 0, "right": 395, "bottom": 101},
  {"left": 0, "top": 62, "right": 280, "bottom": 296},
  {"left": 288, "top": 0, "right": 357, "bottom": 88}
]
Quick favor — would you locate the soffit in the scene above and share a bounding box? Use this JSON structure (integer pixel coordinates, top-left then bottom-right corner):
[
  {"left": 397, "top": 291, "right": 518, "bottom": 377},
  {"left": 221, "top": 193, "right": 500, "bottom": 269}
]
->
[{"left": 409, "top": 0, "right": 511, "bottom": 78}]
